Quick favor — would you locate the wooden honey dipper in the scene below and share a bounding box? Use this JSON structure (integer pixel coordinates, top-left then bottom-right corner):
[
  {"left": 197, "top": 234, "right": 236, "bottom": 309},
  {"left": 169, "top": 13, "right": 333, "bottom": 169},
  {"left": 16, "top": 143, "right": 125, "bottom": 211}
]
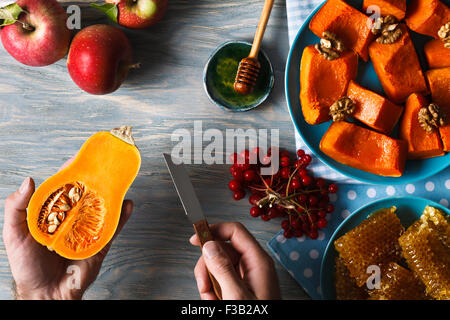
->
[{"left": 234, "top": 0, "right": 275, "bottom": 95}]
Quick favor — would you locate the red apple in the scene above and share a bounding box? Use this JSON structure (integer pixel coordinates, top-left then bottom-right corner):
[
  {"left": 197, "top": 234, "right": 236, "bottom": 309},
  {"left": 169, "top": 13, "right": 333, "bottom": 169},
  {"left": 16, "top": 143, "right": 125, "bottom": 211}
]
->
[
  {"left": 105, "top": 0, "right": 168, "bottom": 29},
  {"left": 1, "top": 0, "right": 72, "bottom": 67},
  {"left": 67, "top": 24, "right": 134, "bottom": 95}
]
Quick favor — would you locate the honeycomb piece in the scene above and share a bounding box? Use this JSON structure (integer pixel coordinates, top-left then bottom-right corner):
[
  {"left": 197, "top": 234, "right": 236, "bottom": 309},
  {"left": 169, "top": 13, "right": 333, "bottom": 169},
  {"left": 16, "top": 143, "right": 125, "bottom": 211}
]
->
[
  {"left": 421, "top": 205, "right": 450, "bottom": 248},
  {"left": 399, "top": 206, "right": 450, "bottom": 300},
  {"left": 335, "top": 257, "right": 369, "bottom": 300},
  {"left": 334, "top": 207, "right": 404, "bottom": 287},
  {"left": 368, "top": 262, "right": 428, "bottom": 300}
]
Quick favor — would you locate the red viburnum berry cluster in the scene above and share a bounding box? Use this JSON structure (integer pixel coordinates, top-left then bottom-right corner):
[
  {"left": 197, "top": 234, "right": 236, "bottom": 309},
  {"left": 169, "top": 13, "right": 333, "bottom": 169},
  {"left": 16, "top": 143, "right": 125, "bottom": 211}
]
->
[{"left": 228, "top": 148, "right": 338, "bottom": 239}]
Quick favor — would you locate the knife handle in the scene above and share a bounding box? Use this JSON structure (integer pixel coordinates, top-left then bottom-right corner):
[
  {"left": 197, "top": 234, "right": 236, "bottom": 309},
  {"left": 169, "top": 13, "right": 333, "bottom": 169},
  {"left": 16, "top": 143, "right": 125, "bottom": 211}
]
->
[{"left": 193, "top": 219, "right": 223, "bottom": 300}]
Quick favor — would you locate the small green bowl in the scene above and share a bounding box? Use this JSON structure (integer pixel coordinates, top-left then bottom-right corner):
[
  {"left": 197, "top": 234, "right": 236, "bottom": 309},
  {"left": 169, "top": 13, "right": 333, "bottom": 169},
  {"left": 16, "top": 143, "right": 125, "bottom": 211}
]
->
[{"left": 203, "top": 40, "right": 274, "bottom": 112}]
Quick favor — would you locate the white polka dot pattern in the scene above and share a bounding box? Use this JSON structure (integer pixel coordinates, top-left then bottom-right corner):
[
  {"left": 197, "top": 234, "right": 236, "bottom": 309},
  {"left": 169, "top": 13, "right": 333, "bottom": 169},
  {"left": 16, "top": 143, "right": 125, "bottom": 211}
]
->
[
  {"left": 366, "top": 188, "right": 376, "bottom": 198},
  {"left": 289, "top": 251, "right": 300, "bottom": 261},
  {"left": 268, "top": 166, "right": 449, "bottom": 300},
  {"left": 386, "top": 186, "right": 396, "bottom": 196},
  {"left": 347, "top": 190, "right": 357, "bottom": 200},
  {"left": 425, "top": 181, "right": 435, "bottom": 192},
  {"left": 406, "top": 184, "right": 415, "bottom": 194}
]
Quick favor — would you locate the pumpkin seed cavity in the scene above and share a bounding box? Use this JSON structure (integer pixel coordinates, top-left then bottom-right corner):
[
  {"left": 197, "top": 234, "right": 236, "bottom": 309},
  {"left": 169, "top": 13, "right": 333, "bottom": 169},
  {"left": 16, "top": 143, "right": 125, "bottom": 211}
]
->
[{"left": 38, "top": 182, "right": 106, "bottom": 252}]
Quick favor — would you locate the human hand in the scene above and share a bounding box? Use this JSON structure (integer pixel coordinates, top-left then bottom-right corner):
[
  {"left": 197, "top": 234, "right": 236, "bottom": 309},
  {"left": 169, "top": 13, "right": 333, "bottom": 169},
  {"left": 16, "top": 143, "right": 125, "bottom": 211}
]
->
[
  {"left": 190, "top": 222, "right": 280, "bottom": 300},
  {"left": 2, "top": 157, "right": 133, "bottom": 300}
]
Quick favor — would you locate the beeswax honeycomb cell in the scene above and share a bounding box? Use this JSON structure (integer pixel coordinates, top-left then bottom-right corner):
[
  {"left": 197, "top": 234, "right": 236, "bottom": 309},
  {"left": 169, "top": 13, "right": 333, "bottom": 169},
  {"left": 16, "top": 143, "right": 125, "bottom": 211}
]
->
[
  {"left": 334, "top": 207, "right": 404, "bottom": 287},
  {"left": 335, "top": 257, "right": 369, "bottom": 300},
  {"left": 368, "top": 262, "right": 428, "bottom": 300},
  {"left": 399, "top": 206, "right": 450, "bottom": 300}
]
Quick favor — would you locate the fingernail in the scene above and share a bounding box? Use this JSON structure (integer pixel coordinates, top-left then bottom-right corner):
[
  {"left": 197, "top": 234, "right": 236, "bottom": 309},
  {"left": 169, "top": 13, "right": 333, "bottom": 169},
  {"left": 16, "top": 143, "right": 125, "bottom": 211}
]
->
[
  {"left": 19, "top": 177, "right": 30, "bottom": 194},
  {"left": 203, "top": 241, "right": 220, "bottom": 259}
]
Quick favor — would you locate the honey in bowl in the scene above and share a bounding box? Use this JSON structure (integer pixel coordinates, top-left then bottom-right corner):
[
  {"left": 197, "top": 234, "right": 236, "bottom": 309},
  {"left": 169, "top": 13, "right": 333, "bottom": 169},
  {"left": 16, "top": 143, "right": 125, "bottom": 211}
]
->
[{"left": 203, "top": 41, "right": 274, "bottom": 111}]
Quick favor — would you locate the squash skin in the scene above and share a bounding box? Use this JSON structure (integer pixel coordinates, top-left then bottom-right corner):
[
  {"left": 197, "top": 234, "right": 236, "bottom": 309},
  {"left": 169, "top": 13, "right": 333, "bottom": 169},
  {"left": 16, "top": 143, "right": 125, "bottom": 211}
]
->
[
  {"left": 406, "top": 0, "right": 450, "bottom": 38},
  {"left": 309, "top": 0, "right": 374, "bottom": 61},
  {"left": 424, "top": 40, "right": 450, "bottom": 69},
  {"left": 363, "top": 0, "right": 406, "bottom": 20},
  {"left": 300, "top": 45, "right": 358, "bottom": 125},
  {"left": 399, "top": 93, "right": 444, "bottom": 159},
  {"left": 320, "top": 121, "right": 407, "bottom": 177},
  {"left": 426, "top": 67, "right": 450, "bottom": 151},
  {"left": 368, "top": 24, "right": 428, "bottom": 104},
  {"left": 347, "top": 80, "right": 403, "bottom": 135},
  {"left": 27, "top": 130, "right": 141, "bottom": 260}
]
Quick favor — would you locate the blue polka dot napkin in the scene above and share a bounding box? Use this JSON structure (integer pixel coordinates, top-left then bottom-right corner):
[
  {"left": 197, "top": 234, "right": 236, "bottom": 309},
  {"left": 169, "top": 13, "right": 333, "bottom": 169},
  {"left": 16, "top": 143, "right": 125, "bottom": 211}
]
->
[
  {"left": 268, "top": 169, "right": 450, "bottom": 299},
  {"left": 267, "top": 0, "right": 450, "bottom": 300}
]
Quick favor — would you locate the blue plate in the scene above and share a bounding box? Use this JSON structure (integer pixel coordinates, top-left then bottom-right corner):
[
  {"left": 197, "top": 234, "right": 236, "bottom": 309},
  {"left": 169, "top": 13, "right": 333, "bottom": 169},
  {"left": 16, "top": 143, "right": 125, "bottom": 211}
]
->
[
  {"left": 320, "top": 196, "right": 450, "bottom": 300},
  {"left": 285, "top": 0, "right": 450, "bottom": 184}
]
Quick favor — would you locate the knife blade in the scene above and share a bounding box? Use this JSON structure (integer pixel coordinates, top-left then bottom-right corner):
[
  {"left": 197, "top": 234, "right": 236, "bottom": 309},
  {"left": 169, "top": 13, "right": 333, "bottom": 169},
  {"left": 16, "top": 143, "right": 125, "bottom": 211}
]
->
[
  {"left": 163, "top": 153, "right": 205, "bottom": 224},
  {"left": 163, "top": 153, "right": 222, "bottom": 300}
]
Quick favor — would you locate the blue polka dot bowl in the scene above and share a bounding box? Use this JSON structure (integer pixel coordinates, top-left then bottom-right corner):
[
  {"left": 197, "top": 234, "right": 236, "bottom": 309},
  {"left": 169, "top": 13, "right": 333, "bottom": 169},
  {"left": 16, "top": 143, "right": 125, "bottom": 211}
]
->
[{"left": 320, "top": 196, "right": 450, "bottom": 300}]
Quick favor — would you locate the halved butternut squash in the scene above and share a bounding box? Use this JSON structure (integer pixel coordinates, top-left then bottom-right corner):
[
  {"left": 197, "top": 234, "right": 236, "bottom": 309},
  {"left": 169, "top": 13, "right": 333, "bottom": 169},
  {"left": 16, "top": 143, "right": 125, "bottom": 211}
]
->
[
  {"left": 309, "top": 0, "right": 374, "bottom": 61},
  {"left": 363, "top": 0, "right": 406, "bottom": 20},
  {"left": 347, "top": 80, "right": 403, "bottom": 135},
  {"left": 368, "top": 23, "right": 428, "bottom": 103},
  {"left": 406, "top": 0, "right": 450, "bottom": 38},
  {"left": 426, "top": 67, "right": 450, "bottom": 151},
  {"left": 424, "top": 39, "right": 450, "bottom": 69},
  {"left": 300, "top": 45, "right": 358, "bottom": 125},
  {"left": 27, "top": 127, "right": 141, "bottom": 260},
  {"left": 399, "top": 93, "right": 444, "bottom": 159},
  {"left": 320, "top": 121, "right": 407, "bottom": 177}
]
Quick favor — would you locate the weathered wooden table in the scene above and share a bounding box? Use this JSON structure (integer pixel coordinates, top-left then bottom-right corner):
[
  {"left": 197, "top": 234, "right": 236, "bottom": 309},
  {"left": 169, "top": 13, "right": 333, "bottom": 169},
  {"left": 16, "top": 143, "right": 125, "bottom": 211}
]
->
[{"left": 0, "top": 0, "right": 308, "bottom": 299}]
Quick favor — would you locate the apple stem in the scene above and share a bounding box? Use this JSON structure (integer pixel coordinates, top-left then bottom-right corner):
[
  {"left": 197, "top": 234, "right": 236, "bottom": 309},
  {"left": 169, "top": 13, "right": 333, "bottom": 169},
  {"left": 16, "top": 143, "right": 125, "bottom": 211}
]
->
[
  {"left": 129, "top": 62, "right": 142, "bottom": 69},
  {"left": 20, "top": 21, "right": 34, "bottom": 31}
]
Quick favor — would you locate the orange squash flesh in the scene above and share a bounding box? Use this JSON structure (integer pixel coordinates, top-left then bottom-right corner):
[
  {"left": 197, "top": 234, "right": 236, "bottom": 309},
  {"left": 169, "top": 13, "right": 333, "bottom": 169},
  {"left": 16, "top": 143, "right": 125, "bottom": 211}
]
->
[
  {"left": 399, "top": 93, "right": 444, "bottom": 159},
  {"left": 368, "top": 24, "right": 428, "bottom": 104},
  {"left": 405, "top": 0, "right": 450, "bottom": 38},
  {"left": 347, "top": 80, "right": 403, "bottom": 135},
  {"left": 426, "top": 68, "right": 450, "bottom": 151},
  {"left": 424, "top": 39, "right": 450, "bottom": 69},
  {"left": 320, "top": 121, "right": 407, "bottom": 177},
  {"left": 309, "top": 0, "right": 374, "bottom": 61},
  {"left": 27, "top": 127, "right": 141, "bottom": 260},
  {"left": 363, "top": 0, "right": 406, "bottom": 20},
  {"left": 300, "top": 45, "right": 358, "bottom": 125}
]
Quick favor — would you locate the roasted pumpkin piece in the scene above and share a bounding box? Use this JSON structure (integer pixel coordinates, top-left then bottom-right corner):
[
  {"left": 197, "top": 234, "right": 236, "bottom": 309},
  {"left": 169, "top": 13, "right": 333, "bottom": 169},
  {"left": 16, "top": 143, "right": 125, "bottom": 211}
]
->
[
  {"left": 347, "top": 80, "right": 403, "bottom": 135},
  {"left": 300, "top": 45, "right": 358, "bottom": 125},
  {"left": 399, "top": 93, "right": 444, "bottom": 159},
  {"left": 368, "top": 23, "right": 428, "bottom": 103},
  {"left": 334, "top": 207, "right": 404, "bottom": 287},
  {"left": 319, "top": 121, "right": 407, "bottom": 177},
  {"left": 309, "top": 0, "right": 374, "bottom": 61},
  {"left": 424, "top": 39, "right": 450, "bottom": 69},
  {"left": 368, "top": 262, "right": 428, "bottom": 300},
  {"left": 426, "top": 67, "right": 450, "bottom": 151},
  {"left": 405, "top": 0, "right": 450, "bottom": 38},
  {"left": 27, "top": 127, "right": 141, "bottom": 260},
  {"left": 398, "top": 206, "right": 450, "bottom": 300},
  {"left": 363, "top": 0, "right": 406, "bottom": 20}
]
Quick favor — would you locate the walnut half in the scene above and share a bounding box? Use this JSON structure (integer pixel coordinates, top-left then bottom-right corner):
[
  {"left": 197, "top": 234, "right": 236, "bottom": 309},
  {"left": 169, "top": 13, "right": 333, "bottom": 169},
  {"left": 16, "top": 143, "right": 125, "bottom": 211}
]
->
[
  {"left": 314, "top": 31, "right": 345, "bottom": 61},
  {"left": 438, "top": 22, "right": 450, "bottom": 49},
  {"left": 371, "top": 15, "right": 403, "bottom": 44},
  {"left": 329, "top": 97, "right": 355, "bottom": 122},
  {"left": 418, "top": 103, "right": 446, "bottom": 133}
]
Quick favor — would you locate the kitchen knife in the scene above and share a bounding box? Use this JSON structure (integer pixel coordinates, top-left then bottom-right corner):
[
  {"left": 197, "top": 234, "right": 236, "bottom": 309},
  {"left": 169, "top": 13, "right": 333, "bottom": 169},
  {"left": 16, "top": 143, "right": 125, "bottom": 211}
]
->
[{"left": 163, "top": 153, "right": 222, "bottom": 300}]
